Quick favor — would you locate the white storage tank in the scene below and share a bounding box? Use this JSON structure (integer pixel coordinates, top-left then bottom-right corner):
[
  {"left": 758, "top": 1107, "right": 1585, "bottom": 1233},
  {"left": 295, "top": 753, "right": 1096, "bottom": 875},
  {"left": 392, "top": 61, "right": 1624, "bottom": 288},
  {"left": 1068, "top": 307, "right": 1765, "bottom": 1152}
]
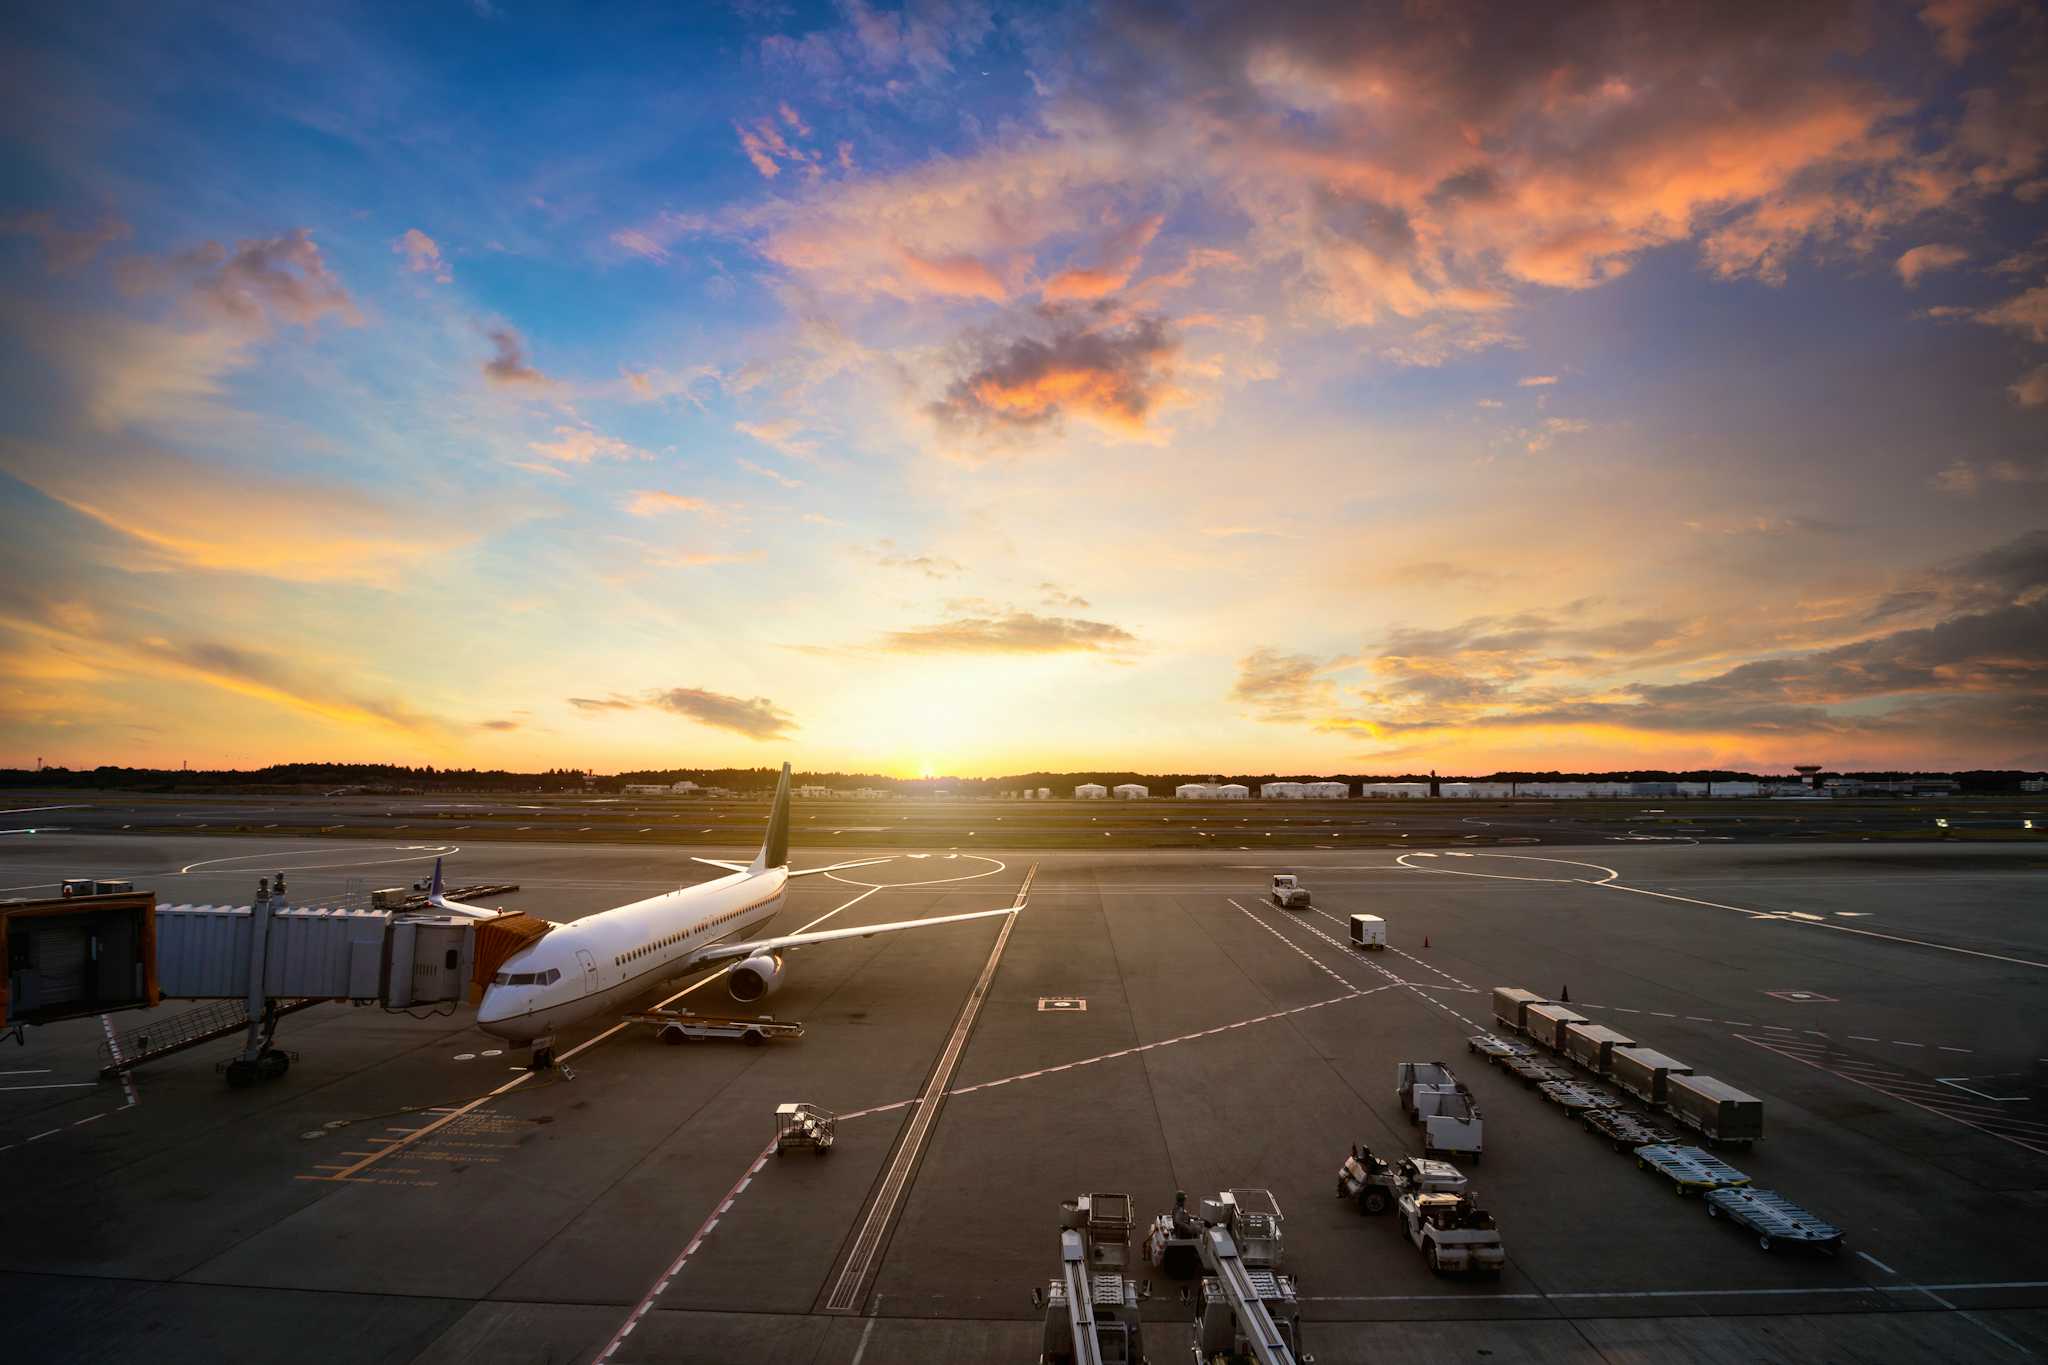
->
[
  {"left": 1113, "top": 783, "right": 1149, "bottom": 799},
  {"left": 1074, "top": 783, "right": 1108, "bottom": 799}
]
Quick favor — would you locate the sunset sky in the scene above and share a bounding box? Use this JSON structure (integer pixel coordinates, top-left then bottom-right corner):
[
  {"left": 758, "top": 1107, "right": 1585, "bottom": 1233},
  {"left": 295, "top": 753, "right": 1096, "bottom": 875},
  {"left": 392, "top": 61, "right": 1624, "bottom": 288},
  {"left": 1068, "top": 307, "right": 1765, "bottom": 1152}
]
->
[{"left": 2, "top": 0, "right": 2045, "bottom": 777}]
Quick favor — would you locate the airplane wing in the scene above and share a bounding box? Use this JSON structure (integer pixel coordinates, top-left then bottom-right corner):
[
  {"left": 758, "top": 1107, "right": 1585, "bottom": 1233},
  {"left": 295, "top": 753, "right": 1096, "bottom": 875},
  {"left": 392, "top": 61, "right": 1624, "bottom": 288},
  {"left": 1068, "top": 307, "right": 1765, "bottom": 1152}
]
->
[
  {"left": 424, "top": 857, "right": 503, "bottom": 920},
  {"left": 687, "top": 873, "right": 1029, "bottom": 967},
  {"left": 692, "top": 855, "right": 895, "bottom": 877}
]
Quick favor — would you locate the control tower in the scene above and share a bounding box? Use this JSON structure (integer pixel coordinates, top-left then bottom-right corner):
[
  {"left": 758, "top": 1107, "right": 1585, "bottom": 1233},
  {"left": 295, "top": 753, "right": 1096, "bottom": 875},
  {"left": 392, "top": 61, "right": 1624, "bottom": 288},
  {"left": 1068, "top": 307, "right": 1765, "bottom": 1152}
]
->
[{"left": 1793, "top": 764, "right": 1823, "bottom": 788}]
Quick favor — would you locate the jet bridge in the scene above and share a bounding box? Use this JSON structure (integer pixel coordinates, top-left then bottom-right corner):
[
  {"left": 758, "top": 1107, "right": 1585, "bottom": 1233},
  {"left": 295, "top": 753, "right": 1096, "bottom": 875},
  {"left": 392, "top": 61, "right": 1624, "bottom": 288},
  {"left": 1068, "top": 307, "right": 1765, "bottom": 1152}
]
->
[{"left": 83, "top": 876, "right": 501, "bottom": 1085}]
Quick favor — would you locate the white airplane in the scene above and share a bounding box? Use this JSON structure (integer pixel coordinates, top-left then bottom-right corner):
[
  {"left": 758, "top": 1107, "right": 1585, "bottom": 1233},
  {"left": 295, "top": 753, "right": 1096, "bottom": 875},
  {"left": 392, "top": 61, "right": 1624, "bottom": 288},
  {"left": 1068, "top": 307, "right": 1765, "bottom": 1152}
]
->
[{"left": 430, "top": 763, "right": 1022, "bottom": 1067}]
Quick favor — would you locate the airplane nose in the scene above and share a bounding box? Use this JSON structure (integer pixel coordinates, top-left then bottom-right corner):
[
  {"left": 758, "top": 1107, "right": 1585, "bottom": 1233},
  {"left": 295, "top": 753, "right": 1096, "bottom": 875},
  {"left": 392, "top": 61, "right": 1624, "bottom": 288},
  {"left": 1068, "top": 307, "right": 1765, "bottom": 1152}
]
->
[{"left": 475, "top": 992, "right": 531, "bottom": 1040}]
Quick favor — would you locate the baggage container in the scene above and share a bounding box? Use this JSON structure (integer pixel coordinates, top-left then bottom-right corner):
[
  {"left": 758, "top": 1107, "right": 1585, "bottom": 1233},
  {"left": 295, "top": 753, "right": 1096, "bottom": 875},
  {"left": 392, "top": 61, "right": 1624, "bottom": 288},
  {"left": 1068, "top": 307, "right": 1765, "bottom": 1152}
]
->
[
  {"left": 1491, "top": 987, "right": 1546, "bottom": 1034},
  {"left": 1522, "top": 1002, "right": 1588, "bottom": 1051},
  {"left": 1666, "top": 1073, "right": 1764, "bottom": 1147},
  {"left": 1563, "top": 1022, "right": 1635, "bottom": 1074},
  {"left": 1610, "top": 1046, "right": 1692, "bottom": 1107},
  {"left": 1348, "top": 913, "right": 1386, "bottom": 949}
]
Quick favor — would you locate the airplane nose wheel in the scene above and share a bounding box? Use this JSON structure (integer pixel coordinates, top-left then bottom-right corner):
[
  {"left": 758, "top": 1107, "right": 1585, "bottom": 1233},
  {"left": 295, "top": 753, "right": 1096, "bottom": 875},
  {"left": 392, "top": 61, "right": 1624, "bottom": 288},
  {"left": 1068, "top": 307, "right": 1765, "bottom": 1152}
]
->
[{"left": 530, "top": 1044, "right": 555, "bottom": 1071}]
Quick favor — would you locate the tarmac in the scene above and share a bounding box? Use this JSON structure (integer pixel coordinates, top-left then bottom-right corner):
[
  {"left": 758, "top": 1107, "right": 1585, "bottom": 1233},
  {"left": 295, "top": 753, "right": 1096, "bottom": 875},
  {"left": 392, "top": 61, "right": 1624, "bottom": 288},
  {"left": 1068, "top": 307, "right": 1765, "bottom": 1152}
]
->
[{"left": 3, "top": 829, "right": 2046, "bottom": 1364}]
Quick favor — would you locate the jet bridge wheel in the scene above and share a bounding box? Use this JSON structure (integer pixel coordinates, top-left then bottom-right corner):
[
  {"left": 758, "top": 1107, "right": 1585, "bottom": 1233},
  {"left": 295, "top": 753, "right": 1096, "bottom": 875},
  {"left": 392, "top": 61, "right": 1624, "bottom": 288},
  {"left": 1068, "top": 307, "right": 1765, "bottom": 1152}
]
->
[
  {"left": 258, "top": 1049, "right": 291, "bottom": 1081},
  {"left": 225, "top": 1059, "right": 259, "bottom": 1089}
]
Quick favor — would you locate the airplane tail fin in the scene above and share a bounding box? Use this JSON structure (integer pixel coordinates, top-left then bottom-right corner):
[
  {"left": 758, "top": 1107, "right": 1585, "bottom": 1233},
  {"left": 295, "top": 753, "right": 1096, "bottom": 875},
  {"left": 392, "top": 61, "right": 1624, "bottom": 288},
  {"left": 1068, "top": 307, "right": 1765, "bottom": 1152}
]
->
[
  {"left": 753, "top": 762, "right": 791, "bottom": 873},
  {"left": 429, "top": 856, "right": 444, "bottom": 900}
]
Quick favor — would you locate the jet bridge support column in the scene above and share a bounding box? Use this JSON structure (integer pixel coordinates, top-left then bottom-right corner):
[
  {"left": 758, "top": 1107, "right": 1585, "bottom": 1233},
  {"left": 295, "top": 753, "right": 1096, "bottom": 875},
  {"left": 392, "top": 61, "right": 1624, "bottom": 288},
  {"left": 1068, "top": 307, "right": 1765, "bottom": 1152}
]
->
[{"left": 224, "top": 877, "right": 292, "bottom": 1087}]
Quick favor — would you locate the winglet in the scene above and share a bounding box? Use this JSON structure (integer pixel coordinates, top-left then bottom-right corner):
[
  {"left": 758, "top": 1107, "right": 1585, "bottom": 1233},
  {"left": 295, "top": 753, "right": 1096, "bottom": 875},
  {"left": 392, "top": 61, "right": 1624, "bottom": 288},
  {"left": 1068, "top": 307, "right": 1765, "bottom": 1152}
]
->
[{"left": 753, "top": 762, "right": 792, "bottom": 873}]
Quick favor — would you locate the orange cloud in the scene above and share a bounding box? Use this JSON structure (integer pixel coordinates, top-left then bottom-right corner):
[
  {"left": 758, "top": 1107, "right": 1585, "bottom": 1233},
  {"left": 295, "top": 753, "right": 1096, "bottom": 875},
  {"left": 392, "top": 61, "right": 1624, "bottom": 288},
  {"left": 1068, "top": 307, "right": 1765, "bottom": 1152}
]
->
[
  {"left": 930, "top": 313, "right": 1180, "bottom": 440},
  {"left": 530, "top": 424, "right": 653, "bottom": 463},
  {"left": 1896, "top": 242, "right": 1968, "bottom": 286},
  {"left": 1043, "top": 213, "right": 1164, "bottom": 301},
  {"left": 626, "top": 490, "right": 714, "bottom": 516},
  {"left": 899, "top": 248, "right": 1009, "bottom": 301},
  {"left": 0, "top": 441, "right": 445, "bottom": 585}
]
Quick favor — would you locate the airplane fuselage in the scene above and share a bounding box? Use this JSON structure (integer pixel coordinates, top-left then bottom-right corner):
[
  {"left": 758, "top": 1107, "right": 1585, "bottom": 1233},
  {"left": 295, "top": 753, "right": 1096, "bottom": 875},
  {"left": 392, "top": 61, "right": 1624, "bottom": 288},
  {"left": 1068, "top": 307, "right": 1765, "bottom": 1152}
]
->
[{"left": 475, "top": 866, "right": 789, "bottom": 1044}]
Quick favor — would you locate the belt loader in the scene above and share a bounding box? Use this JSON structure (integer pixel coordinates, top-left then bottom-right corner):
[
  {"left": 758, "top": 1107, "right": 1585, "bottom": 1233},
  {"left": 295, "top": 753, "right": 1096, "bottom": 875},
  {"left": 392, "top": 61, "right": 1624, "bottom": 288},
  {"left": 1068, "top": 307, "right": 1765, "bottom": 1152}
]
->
[
  {"left": 1035, "top": 1193, "right": 1148, "bottom": 1364},
  {"left": 1149, "top": 1190, "right": 1311, "bottom": 1365}
]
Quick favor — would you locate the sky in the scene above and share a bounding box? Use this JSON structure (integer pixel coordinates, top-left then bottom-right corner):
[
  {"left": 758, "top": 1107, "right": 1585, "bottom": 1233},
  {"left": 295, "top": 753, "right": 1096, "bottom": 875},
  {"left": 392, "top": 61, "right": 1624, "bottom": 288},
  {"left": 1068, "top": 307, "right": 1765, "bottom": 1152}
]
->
[{"left": 0, "top": 0, "right": 2044, "bottom": 778}]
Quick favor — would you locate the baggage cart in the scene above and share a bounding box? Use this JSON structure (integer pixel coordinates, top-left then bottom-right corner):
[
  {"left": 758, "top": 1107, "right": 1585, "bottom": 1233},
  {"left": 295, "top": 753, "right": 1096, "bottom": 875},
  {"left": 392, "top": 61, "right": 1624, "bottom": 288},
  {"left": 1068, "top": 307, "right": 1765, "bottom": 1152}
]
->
[
  {"left": 1580, "top": 1108, "right": 1681, "bottom": 1152},
  {"left": 773, "top": 1101, "right": 836, "bottom": 1154},
  {"left": 1348, "top": 913, "right": 1386, "bottom": 949},
  {"left": 1634, "top": 1143, "right": 1750, "bottom": 1195},
  {"left": 1501, "top": 1055, "right": 1575, "bottom": 1086},
  {"left": 1537, "top": 1081, "right": 1626, "bottom": 1115},
  {"left": 1467, "top": 1033, "right": 1533, "bottom": 1061},
  {"left": 1609, "top": 1047, "right": 1693, "bottom": 1107},
  {"left": 1491, "top": 987, "right": 1546, "bottom": 1034},
  {"left": 1665, "top": 1073, "right": 1764, "bottom": 1147},
  {"left": 1703, "top": 1187, "right": 1843, "bottom": 1255},
  {"left": 1523, "top": 1002, "right": 1588, "bottom": 1052},
  {"left": 1563, "top": 1022, "right": 1635, "bottom": 1075}
]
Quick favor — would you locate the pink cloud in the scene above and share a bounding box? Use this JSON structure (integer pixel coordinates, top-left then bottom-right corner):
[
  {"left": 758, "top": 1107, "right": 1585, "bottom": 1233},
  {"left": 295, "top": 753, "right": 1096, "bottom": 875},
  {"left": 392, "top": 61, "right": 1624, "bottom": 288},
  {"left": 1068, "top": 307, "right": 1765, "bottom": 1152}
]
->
[
  {"left": 118, "top": 228, "right": 360, "bottom": 330},
  {"left": 626, "top": 490, "right": 713, "bottom": 516},
  {"left": 899, "top": 248, "right": 1009, "bottom": 301},
  {"left": 393, "top": 228, "right": 451, "bottom": 282},
  {"left": 530, "top": 424, "right": 651, "bottom": 463},
  {"left": 1042, "top": 213, "right": 1165, "bottom": 301}
]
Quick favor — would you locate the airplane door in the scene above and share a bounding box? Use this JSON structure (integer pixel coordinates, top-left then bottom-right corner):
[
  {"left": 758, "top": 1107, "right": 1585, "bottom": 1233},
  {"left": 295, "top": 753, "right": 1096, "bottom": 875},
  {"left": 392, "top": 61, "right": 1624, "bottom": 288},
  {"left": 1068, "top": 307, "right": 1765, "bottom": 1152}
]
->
[{"left": 575, "top": 948, "right": 599, "bottom": 997}]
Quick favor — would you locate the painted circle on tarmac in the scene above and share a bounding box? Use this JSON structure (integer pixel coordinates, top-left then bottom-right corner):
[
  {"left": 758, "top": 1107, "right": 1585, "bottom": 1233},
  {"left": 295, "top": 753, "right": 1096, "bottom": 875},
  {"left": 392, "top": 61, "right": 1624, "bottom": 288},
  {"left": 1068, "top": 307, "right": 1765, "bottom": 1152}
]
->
[
  {"left": 177, "top": 843, "right": 459, "bottom": 876},
  {"left": 454, "top": 1052, "right": 477, "bottom": 1061},
  {"left": 481, "top": 1049, "right": 503, "bottom": 1057},
  {"left": 826, "top": 852, "right": 1008, "bottom": 889},
  {"left": 1395, "top": 851, "right": 1619, "bottom": 883}
]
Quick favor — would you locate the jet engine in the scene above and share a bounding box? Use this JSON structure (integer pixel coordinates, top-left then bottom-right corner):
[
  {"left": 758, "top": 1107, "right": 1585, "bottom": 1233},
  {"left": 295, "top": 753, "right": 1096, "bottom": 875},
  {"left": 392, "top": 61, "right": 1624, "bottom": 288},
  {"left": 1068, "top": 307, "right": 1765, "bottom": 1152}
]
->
[{"left": 727, "top": 952, "right": 785, "bottom": 1002}]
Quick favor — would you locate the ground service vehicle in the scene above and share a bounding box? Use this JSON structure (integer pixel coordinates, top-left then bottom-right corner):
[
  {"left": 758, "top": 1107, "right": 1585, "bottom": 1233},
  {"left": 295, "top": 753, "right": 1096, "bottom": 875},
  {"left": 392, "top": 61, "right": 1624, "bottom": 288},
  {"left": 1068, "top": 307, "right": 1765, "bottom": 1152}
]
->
[
  {"left": 1610, "top": 1047, "right": 1693, "bottom": 1107},
  {"left": 1347, "top": 914, "right": 1385, "bottom": 949},
  {"left": 1336, "top": 1145, "right": 1466, "bottom": 1215},
  {"left": 1397, "top": 1192, "right": 1505, "bottom": 1277},
  {"left": 1665, "top": 1074, "right": 1764, "bottom": 1147},
  {"left": 1270, "top": 875, "right": 1312, "bottom": 910}
]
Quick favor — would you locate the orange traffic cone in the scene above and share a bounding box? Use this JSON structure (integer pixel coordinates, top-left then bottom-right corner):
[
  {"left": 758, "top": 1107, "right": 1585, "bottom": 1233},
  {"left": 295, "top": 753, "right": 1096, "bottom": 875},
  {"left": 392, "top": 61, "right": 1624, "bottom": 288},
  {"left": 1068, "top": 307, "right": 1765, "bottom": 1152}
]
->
[{"left": 1422, "top": 935, "right": 1431, "bottom": 949}]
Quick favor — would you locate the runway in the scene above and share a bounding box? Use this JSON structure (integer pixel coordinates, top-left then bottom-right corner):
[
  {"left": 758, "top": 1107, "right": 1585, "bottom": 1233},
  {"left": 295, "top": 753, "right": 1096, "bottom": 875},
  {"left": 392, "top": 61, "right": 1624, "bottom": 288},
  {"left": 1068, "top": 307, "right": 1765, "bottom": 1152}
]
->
[{"left": 2, "top": 833, "right": 2045, "bottom": 1363}]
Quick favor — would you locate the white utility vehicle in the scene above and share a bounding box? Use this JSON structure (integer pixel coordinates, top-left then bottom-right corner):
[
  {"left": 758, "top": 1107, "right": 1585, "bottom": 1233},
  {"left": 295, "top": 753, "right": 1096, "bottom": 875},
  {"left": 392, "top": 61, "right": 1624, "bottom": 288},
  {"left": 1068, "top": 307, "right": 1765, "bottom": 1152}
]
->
[
  {"left": 1348, "top": 913, "right": 1385, "bottom": 949},
  {"left": 1270, "top": 874, "right": 1312, "bottom": 910},
  {"left": 1397, "top": 1192, "right": 1505, "bottom": 1277}
]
